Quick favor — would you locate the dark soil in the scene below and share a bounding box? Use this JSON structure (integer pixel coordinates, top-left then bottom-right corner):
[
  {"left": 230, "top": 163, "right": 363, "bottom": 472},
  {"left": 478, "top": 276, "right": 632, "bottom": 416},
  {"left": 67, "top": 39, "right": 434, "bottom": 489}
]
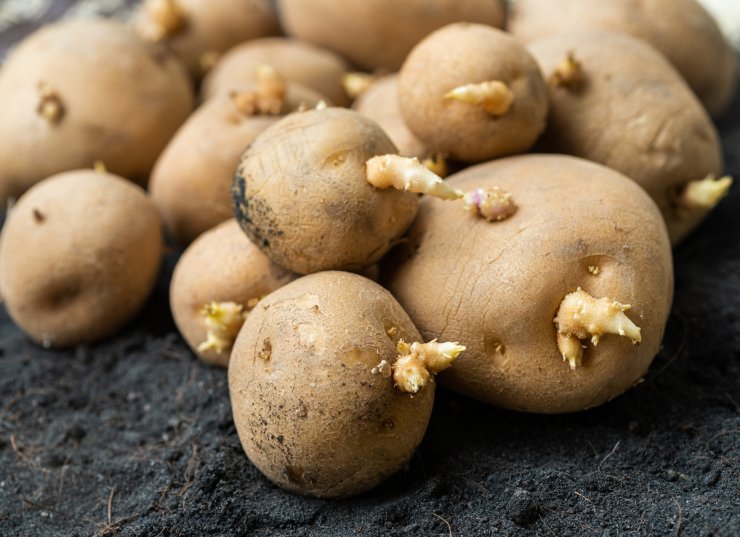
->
[{"left": 1, "top": 7, "right": 739, "bottom": 537}]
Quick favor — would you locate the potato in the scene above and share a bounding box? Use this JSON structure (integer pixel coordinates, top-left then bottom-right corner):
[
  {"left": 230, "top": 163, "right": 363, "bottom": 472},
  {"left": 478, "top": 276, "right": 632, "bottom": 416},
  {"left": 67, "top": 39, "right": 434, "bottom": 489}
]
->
[
  {"left": 386, "top": 155, "right": 674, "bottom": 413},
  {"left": 528, "top": 31, "right": 726, "bottom": 244},
  {"left": 232, "top": 107, "right": 419, "bottom": 274},
  {"left": 0, "top": 18, "right": 193, "bottom": 203},
  {"left": 0, "top": 170, "right": 162, "bottom": 348},
  {"left": 509, "top": 0, "right": 738, "bottom": 117},
  {"left": 202, "top": 37, "right": 351, "bottom": 106},
  {"left": 399, "top": 23, "right": 549, "bottom": 163},
  {"left": 150, "top": 79, "right": 327, "bottom": 245},
  {"left": 277, "top": 0, "right": 506, "bottom": 72},
  {"left": 229, "top": 271, "right": 462, "bottom": 497},
  {"left": 170, "top": 219, "right": 295, "bottom": 367},
  {"left": 135, "top": 0, "right": 280, "bottom": 78}
]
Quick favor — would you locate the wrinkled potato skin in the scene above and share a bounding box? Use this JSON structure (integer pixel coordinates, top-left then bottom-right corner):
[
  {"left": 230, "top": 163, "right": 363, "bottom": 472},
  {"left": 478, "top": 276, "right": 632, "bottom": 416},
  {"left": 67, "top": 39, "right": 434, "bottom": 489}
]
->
[
  {"left": 0, "top": 19, "right": 193, "bottom": 203},
  {"left": 150, "top": 84, "right": 326, "bottom": 245},
  {"left": 399, "top": 24, "right": 548, "bottom": 163},
  {"left": 509, "top": 0, "right": 737, "bottom": 117},
  {"left": 528, "top": 32, "right": 723, "bottom": 244},
  {"left": 353, "top": 75, "right": 427, "bottom": 159},
  {"left": 135, "top": 0, "right": 280, "bottom": 79},
  {"left": 229, "top": 271, "right": 434, "bottom": 498},
  {"left": 277, "top": 0, "right": 506, "bottom": 72},
  {"left": 202, "top": 38, "right": 350, "bottom": 106},
  {"left": 233, "top": 108, "right": 419, "bottom": 274},
  {"left": 386, "top": 155, "right": 674, "bottom": 414},
  {"left": 170, "top": 220, "right": 295, "bottom": 367},
  {"left": 0, "top": 171, "right": 163, "bottom": 348}
]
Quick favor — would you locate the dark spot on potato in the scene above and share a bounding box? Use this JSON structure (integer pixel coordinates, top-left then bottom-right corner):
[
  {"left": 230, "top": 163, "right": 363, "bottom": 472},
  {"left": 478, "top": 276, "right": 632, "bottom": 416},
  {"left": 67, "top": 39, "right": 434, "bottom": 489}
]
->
[
  {"left": 276, "top": 435, "right": 284, "bottom": 445},
  {"left": 382, "top": 419, "right": 395, "bottom": 430},
  {"left": 295, "top": 402, "right": 308, "bottom": 418},
  {"left": 284, "top": 465, "right": 305, "bottom": 484},
  {"left": 32, "top": 208, "right": 45, "bottom": 223},
  {"left": 258, "top": 338, "right": 272, "bottom": 361}
]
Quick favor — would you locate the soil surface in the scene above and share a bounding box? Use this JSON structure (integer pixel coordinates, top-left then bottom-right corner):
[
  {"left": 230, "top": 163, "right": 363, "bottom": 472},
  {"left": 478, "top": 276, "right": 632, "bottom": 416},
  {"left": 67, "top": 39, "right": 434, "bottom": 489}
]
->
[{"left": 1, "top": 5, "right": 739, "bottom": 537}]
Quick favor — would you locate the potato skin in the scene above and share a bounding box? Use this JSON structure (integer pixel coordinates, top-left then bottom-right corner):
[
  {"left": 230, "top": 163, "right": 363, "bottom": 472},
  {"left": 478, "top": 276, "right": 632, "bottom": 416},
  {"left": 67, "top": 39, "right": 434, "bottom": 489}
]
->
[
  {"left": 202, "top": 37, "right": 351, "bottom": 106},
  {"left": 399, "top": 23, "right": 548, "bottom": 163},
  {"left": 528, "top": 31, "right": 723, "bottom": 244},
  {"left": 386, "top": 155, "right": 673, "bottom": 413},
  {"left": 509, "top": 0, "right": 738, "bottom": 117},
  {"left": 232, "top": 108, "right": 419, "bottom": 274},
  {"left": 135, "top": 0, "right": 280, "bottom": 79},
  {"left": 0, "top": 170, "right": 163, "bottom": 348},
  {"left": 229, "top": 271, "right": 434, "bottom": 498},
  {"left": 0, "top": 19, "right": 193, "bottom": 203},
  {"left": 170, "top": 220, "right": 295, "bottom": 367},
  {"left": 277, "top": 0, "right": 506, "bottom": 72},
  {"left": 150, "top": 84, "right": 326, "bottom": 245}
]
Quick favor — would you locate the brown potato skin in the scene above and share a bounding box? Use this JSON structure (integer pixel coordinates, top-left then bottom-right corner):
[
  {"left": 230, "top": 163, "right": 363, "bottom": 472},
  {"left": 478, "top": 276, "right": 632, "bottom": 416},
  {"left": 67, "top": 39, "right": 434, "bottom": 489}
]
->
[
  {"left": 229, "top": 271, "right": 434, "bottom": 498},
  {"left": 202, "top": 37, "right": 351, "bottom": 106},
  {"left": 150, "top": 83, "right": 327, "bottom": 245},
  {"left": 135, "top": 0, "right": 280, "bottom": 79},
  {"left": 509, "top": 0, "right": 738, "bottom": 117},
  {"left": 232, "top": 108, "right": 419, "bottom": 275},
  {"left": 386, "top": 155, "right": 674, "bottom": 414},
  {"left": 0, "top": 19, "right": 193, "bottom": 203},
  {"left": 353, "top": 75, "right": 428, "bottom": 159},
  {"left": 170, "top": 219, "right": 295, "bottom": 367},
  {"left": 0, "top": 170, "right": 163, "bottom": 348},
  {"left": 399, "top": 23, "right": 548, "bottom": 163},
  {"left": 277, "top": 0, "right": 506, "bottom": 72},
  {"left": 528, "top": 31, "right": 723, "bottom": 244}
]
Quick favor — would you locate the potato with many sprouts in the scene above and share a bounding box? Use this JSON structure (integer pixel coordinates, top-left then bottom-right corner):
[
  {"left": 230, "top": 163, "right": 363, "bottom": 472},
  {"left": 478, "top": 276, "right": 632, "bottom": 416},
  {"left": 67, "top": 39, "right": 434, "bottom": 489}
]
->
[
  {"left": 150, "top": 68, "right": 327, "bottom": 244},
  {"left": 509, "top": 0, "right": 738, "bottom": 117},
  {"left": 386, "top": 155, "right": 674, "bottom": 413},
  {"left": 399, "top": 23, "right": 549, "bottom": 163},
  {"left": 203, "top": 37, "right": 351, "bottom": 106},
  {"left": 0, "top": 170, "right": 162, "bottom": 348},
  {"left": 229, "top": 271, "right": 463, "bottom": 497},
  {"left": 134, "top": 0, "right": 280, "bottom": 78},
  {"left": 170, "top": 219, "right": 295, "bottom": 367},
  {"left": 528, "top": 31, "right": 729, "bottom": 244}
]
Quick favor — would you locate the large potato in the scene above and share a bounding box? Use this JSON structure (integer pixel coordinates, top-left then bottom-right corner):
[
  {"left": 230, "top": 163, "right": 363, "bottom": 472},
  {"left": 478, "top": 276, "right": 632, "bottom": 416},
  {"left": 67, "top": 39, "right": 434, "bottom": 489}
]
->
[
  {"left": 0, "top": 19, "right": 193, "bottom": 203},
  {"left": 528, "top": 31, "right": 725, "bottom": 244},
  {"left": 229, "top": 271, "right": 436, "bottom": 498},
  {"left": 277, "top": 0, "right": 506, "bottom": 71},
  {"left": 0, "top": 170, "right": 162, "bottom": 348},
  {"left": 509, "top": 0, "right": 738, "bottom": 117},
  {"left": 387, "top": 155, "right": 674, "bottom": 413}
]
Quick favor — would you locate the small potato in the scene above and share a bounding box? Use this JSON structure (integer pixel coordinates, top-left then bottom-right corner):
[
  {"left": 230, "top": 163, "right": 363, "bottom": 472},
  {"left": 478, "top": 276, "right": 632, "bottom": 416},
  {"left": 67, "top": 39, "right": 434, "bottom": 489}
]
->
[
  {"left": 170, "top": 219, "right": 295, "bottom": 367},
  {"left": 509, "top": 0, "right": 738, "bottom": 117},
  {"left": 399, "top": 23, "right": 549, "bottom": 163},
  {"left": 0, "top": 170, "right": 163, "bottom": 348},
  {"left": 0, "top": 19, "right": 193, "bottom": 203},
  {"left": 135, "top": 0, "right": 280, "bottom": 78},
  {"left": 277, "top": 0, "right": 506, "bottom": 72},
  {"left": 528, "top": 31, "right": 725, "bottom": 244},
  {"left": 202, "top": 37, "right": 351, "bottom": 106},
  {"left": 386, "top": 155, "right": 674, "bottom": 413},
  {"left": 229, "top": 271, "right": 461, "bottom": 497},
  {"left": 150, "top": 80, "right": 327, "bottom": 244},
  {"left": 232, "top": 108, "right": 419, "bottom": 274}
]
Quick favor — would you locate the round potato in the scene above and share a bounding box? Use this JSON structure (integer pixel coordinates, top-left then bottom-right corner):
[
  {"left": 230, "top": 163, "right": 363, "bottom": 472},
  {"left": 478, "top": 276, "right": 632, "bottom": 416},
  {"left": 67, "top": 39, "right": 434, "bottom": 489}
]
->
[
  {"left": 229, "top": 271, "right": 436, "bottom": 498},
  {"left": 150, "top": 81, "right": 327, "bottom": 244},
  {"left": 202, "top": 37, "right": 351, "bottom": 106},
  {"left": 135, "top": 0, "right": 280, "bottom": 78},
  {"left": 509, "top": 0, "right": 738, "bottom": 117},
  {"left": 399, "top": 23, "right": 548, "bottom": 162},
  {"left": 170, "top": 219, "right": 295, "bottom": 367},
  {"left": 386, "top": 155, "right": 674, "bottom": 413},
  {"left": 277, "top": 0, "right": 506, "bottom": 72},
  {"left": 0, "top": 18, "right": 193, "bottom": 203},
  {"left": 528, "top": 31, "right": 725, "bottom": 244},
  {"left": 232, "top": 107, "right": 419, "bottom": 274},
  {"left": 0, "top": 170, "right": 163, "bottom": 348}
]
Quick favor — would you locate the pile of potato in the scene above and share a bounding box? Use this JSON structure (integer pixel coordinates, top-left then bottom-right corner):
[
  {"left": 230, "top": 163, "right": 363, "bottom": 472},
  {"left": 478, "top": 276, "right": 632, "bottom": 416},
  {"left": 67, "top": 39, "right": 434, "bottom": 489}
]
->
[{"left": 0, "top": 0, "right": 735, "bottom": 498}]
